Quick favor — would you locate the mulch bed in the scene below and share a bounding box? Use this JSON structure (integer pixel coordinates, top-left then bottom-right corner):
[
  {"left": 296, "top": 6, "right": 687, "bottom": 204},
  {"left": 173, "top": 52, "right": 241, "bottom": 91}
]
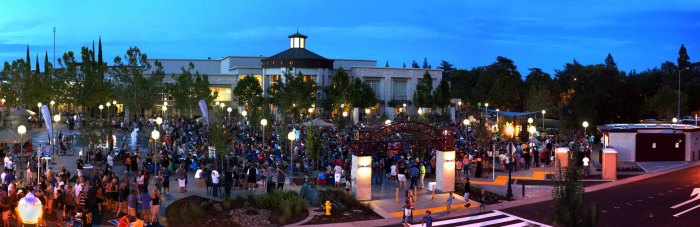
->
[
  {"left": 301, "top": 190, "right": 384, "bottom": 225},
  {"left": 165, "top": 195, "right": 307, "bottom": 227}
]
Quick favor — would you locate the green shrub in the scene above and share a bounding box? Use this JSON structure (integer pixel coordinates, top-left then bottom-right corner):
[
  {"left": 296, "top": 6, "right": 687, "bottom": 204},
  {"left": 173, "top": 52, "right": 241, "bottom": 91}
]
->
[
  {"left": 234, "top": 195, "right": 245, "bottom": 203},
  {"left": 278, "top": 217, "right": 286, "bottom": 226},
  {"left": 256, "top": 195, "right": 271, "bottom": 209},
  {"left": 200, "top": 202, "right": 211, "bottom": 211},
  {"left": 280, "top": 201, "right": 292, "bottom": 219}
]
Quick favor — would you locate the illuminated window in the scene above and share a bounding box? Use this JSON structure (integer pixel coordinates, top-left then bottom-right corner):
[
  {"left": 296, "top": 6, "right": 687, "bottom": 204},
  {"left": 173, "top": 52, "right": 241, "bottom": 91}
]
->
[
  {"left": 268, "top": 75, "right": 280, "bottom": 94},
  {"left": 211, "top": 88, "right": 231, "bottom": 101},
  {"left": 302, "top": 75, "right": 316, "bottom": 83},
  {"left": 393, "top": 81, "right": 407, "bottom": 100},
  {"left": 240, "top": 75, "right": 262, "bottom": 87},
  {"left": 300, "top": 38, "right": 305, "bottom": 48}
]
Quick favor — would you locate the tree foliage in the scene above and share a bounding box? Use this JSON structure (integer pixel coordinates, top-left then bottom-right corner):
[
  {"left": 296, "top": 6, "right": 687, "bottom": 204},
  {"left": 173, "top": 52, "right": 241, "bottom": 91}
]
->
[
  {"left": 551, "top": 147, "right": 599, "bottom": 227},
  {"left": 268, "top": 67, "right": 317, "bottom": 122},
  {"left": 166, "top": 62, "right": 217, "bottom": 118},
  {"left": 646, "top": 85, "right": 687, "bottom": 119},
  {"left": 111, "top": 47, "right": 165, "bottom": 120},
  {"left": 433, "top": 79, "right": 451, "bottom": 110},
  {"left": 412, "top": 71, "right": 434, "bottom": 108}
]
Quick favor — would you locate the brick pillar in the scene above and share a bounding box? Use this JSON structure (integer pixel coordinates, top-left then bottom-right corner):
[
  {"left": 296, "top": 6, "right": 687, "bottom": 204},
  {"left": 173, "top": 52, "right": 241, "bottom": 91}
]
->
[
  {"left": 436, "top": 150, "right": 455, "bottom": 192},
  {"left": 555, "top": 147, "right": 569, "bottom": 179},
  {"left": 602, "top": 148, "right": 618, "bottom": 180}
]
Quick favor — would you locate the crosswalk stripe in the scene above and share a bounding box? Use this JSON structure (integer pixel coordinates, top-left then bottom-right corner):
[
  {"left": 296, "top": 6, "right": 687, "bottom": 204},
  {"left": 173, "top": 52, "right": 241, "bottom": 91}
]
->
[{"left": 416, "top": 210, "right": 550, "bottom": 227}]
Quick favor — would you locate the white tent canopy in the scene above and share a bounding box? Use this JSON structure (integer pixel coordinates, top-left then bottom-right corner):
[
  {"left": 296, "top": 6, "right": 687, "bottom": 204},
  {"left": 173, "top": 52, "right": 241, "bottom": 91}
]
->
[{"left": 303, "top": 118, "right": 334, "bottom": 127}]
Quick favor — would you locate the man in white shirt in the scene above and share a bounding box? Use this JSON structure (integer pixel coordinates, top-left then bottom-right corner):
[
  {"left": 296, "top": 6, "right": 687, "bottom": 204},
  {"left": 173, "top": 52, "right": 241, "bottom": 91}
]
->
[
  {"left": 211, "top": 167, "right": 220, "bottom": 197},
  {"left": 74, "top": 179, "right": 83, "bottom": 205},
  {"left": 195, "top": 168, "right": 203, "bottom": 179},
  {"left": 583, "top": 156, "right": 590, "bottom": 177},
  {"left": 107, "top": 154, "right": 114, "bottom": 167},
  {"left": 4, "top": 154, "right": 11, "bottom": 169}
]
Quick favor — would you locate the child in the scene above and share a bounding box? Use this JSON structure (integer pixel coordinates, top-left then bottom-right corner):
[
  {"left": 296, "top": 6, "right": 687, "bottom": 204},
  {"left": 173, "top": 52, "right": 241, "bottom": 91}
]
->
[
  {"left": 132, "top": 213, "right": 145, "bottom": 227},
  {"left": 421, "top": 210, "right": 433, "bottom": 227},
  {"left": 445, "top": 192, "right": 454, "bottom": 214},
  {"left": 479, "top": 190, "right": 486, "bottom": 213},
  {"left": 463, "top": 178, "right": 471, "bottom": 207},
  {"left": 75, "top": 208, "right": 93, "bottom": 227},
  {"left": 345, "top": 176, "right": 354, "bottom": 197}
]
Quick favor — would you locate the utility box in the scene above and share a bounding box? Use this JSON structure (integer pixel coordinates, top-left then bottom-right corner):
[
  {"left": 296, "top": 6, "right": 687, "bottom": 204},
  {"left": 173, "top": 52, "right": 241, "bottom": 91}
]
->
[{"left": 602, "top": 148, "right": 618, "bottom": 181}]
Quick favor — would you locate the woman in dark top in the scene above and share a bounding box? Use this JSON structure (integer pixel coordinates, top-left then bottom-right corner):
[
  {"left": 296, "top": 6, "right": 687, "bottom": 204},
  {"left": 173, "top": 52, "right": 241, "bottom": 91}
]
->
[{"left": 130, "top": 153, "right": 139, "bottom": 173}]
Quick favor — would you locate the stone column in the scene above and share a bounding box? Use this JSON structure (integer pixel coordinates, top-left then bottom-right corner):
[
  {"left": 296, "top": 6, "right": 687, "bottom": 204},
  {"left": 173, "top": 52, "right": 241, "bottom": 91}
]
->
[
  {"left": 351, "top": 155, "right": 372, "bottom": 200},
  {"left": 555, "top": 147, "right": 570, "bottom": 179},
  {"left": 353, "top": 107, "right": 359, "bottom": 125},
  {"left": 436, "top": 150, "right": 455, "bottom": 192},
  {"left": 602, "top": 148, "right": 617, "bottom": 180},
  {"left": 262, "top": 68, "right": 267, "bottom": 97}
]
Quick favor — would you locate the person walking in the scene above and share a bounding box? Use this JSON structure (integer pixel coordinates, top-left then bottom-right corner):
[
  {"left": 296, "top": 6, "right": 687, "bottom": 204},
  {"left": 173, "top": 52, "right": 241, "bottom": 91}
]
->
[
  {"left": 583, "top": 155, "right": 590, "bottom": 177},
  {"left": 463, "top": 177, "right": 471, "bottom": 207},
  {"left": 402, "top": 190, "right": 415, "bottom": 227},
  {"left": 211, "top": 166, "right": 220, "bottom": 197},
  {"left": 445, "top": 192, "right": 455, "bottom": 214}
]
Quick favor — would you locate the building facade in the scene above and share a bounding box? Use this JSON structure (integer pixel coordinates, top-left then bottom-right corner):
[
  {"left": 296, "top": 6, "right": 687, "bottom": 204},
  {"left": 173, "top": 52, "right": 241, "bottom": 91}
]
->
[{"left": 146, "top": 32, "right": 442, "bottom": 118}]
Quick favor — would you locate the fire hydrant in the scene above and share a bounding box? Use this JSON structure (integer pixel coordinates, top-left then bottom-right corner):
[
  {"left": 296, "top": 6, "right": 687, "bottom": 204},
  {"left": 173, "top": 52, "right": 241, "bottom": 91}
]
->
[{"left": 325, "top": 201, "right": 332, "bottom": 215}]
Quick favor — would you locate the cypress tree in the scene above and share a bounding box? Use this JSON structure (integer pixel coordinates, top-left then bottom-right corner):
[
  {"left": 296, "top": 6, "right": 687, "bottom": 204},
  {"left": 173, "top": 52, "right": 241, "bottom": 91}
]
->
[
  {"left": 98, "top": 37, "right": 103, "bottom": 66},
  {"left": 92, "top": 40, "right": 96, "bottom": 64},
  {"left": 385, "top": 61, "right": 389, "bottom": 67},
  {"left": 422, "top": 57, "right": 428, "bottom": 68},
  {"left": 35, "top": 54, "right": 40, "bottom": 73},
  {"left": 45, "top": 51, "right": 50, "bottom": 72},
  {"left": 403, "top": 63, "right": 406, "bottom": 68},
  {"left": 26, "top": 45, "right": 31, "bottom": 72}
]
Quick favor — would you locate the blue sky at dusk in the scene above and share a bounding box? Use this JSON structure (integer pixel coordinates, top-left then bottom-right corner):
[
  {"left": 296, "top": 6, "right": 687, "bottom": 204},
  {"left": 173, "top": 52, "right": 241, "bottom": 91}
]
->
[{"left": 1, "top": 0, "right": 699, "bottom": 76}]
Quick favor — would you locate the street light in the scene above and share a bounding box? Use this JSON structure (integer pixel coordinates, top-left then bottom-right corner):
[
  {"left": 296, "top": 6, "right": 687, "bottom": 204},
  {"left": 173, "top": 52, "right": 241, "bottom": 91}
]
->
[
  {"left": 99, "top": 105, "right": 103, "bottom": 122},
  {"left": 37, "top": 102, "right": 42, "bottom": 108},
  {"left": 162, "top": 105, "right": 167, "bottom": 119},
  {"left": 18, "top": 125, "right": 27, "bottom": 173},
  {"left": 528, "top": 125, "right": 536, "bottom": 137},
  {"left": 106, "top": 102, "right": 111, "bottom": 121},
  {"left": 227, "top": 107, "right": 232, "bottom": 119},
  {"left": 365, "top": 108, "right": 370, "bottom": 126},
  {"left": 582, "top": 121, "right": 589, "bottom": 135},
  {"left": 50, "top": 101, "right": 55, "bottom": 114},
  {"left": 242, "top": 110, "right": 247, "bottom": 126},
  {"left": 156, "top": 117, "right": 162, "bottom": 128},
  {"left": 53, "top": 114, "right": 60, "bottom": 162},
  {"left": 287, "top": 131, "right": 296, "bottom": 185},
  {"left": 385, "top": 119, "right": 391, "bottom": 125},
  {"left": 463, "top": 119, "right": 470, "bottom": 126},
  {"left": 679, "top": 67, "right": 690, "bottom": 120},
  {"left": 342, "top": 111, "right": 348, "bottom": 117},
  {"left": 151, "top": 130, "right": 160, "bottom": 169},
  {"left": 505, "top": 122, "right": 515, "bottom": 199},
  {"left": 528, "top": 118, "right": 533, "bottom": 125},
  {"left": 542, "top": 110, "right": 546, "bottom": 129},
  {"left": 261, "top": 119, "right": 268, "bottom": 147},
  {"left": 18, "top": 192, "right": 42, "bottom": 226},
  {"left": 673, "top": 118, "right": 678, "bottom": 123},
  {"left": 220, "top": 102, "right": 225, "bottom": 113}
]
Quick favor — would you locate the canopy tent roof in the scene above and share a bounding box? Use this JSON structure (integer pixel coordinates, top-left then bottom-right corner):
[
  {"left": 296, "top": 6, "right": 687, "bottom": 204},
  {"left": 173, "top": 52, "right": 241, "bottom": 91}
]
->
[
  {"left": 0, "top": 130, "right": 31, "bottom": 143},
  {"left": 10, "top": 109, "right": 37, "bottom": 116},
  {"left": 472, "top": 107, "right": 555, "bottom": 117},
  {"left": 304, "top": 118, "right": 335, "bottom": 127}
]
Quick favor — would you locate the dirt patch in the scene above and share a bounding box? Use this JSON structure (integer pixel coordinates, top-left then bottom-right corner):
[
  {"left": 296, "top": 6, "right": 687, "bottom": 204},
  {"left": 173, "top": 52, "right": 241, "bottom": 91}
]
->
[
  {"left": 165, "top": 195, "right": 307, "bottom": 227},
  {"left": 301, "top": 189, "right": 383, "bottom": 225}
]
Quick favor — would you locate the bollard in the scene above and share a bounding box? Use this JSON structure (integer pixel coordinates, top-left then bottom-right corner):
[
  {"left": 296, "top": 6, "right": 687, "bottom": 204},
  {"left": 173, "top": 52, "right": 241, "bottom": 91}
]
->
[
  {"left": 432, "top": 187, "right": 435, "bottom": 200},
  {"left": 414, "top": 187, "right": 417, "bottom": 202},
  {"left": 396, "top": 188, "right": 399, "bottom": 204},
  {"left": 522, "top": 180, "right": 526, "bottom": 197}
]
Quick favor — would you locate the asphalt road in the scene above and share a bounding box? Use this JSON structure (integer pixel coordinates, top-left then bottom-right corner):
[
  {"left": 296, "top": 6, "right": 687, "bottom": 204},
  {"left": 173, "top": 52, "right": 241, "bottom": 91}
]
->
[{"left": 502, "top": 164, "right": 700, "bottom": 227}]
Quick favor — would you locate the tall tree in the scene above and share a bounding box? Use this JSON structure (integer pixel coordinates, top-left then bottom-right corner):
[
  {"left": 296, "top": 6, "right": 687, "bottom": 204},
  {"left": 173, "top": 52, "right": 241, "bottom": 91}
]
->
[
  {"left": 412, "top": 71, "right": 434, "bottom": 108},
  {"left": 233, "top": 74, "right": 264, "bottom": 113},
  {"left": 437, "top": 60, "right": 454, "bottom": 81},
  {"left": 167, "top": 62, "right": 217, "bottom": 118},
  {"left": 646, "top": 85, "right": 687, "bottom": 119},
  {"left": 111, "top": 47, "right": 165, "bottom": 122},
  {"left": 678, "top": 44, "right": 691, "bottom": 70},
  {"left": 433, "top": 79, "right": 451, "bottom": 111},
  {"left": 322, "top": 67, "right": 351, "bottom": 112},
  {"left": 412, "top": 60, "right": 420, "bottom": 68},
  {"left": 268, "top": 67, "right": 317, "bottom": 121},
  {"left": 385, "top": 61, "right": 389, "bottom": 67},
  {"left": 348, "top": 77, "right": 377, "bottom": 110},
  {"left": 605, "top": 53, "right": 617, "bottom": 68},
  {"left": 422, "top": 57, "right": 428, "bottom": 69},
  {"left": 403, "top": 63, "right": 406, "bottom": 68}
]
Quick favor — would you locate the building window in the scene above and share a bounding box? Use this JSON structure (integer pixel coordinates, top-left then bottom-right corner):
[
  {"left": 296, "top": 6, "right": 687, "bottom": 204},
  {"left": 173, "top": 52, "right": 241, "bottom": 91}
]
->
[
  {"left": 302, "top": 75, "right": 316, "bottom": 83},
  {"left": 211, "top": 88, "right": 231, "bottom": 101},
  {"left": 393, "top": 80, "right": 407, "bottom": 100},
  {"left": 268, "top": 75, "right": 280, "bottom": 94},
  {"left": 240, "top": 75, "right": 262, "bottom": 87},
  {"left": 366, "top": 80, "right": 380, "bottom": 100}
]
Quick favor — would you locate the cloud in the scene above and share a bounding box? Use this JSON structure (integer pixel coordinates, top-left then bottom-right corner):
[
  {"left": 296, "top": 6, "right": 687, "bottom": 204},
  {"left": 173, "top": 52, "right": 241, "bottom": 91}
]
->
[{"left": 0, "top": 19, "right": 41, "bottom": 33}]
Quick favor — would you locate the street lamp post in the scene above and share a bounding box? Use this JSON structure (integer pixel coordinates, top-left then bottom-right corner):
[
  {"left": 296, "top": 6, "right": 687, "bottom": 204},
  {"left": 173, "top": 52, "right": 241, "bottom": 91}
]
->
[
  {"left": 162, "top": 106, "right": 167, "bottom": 120},
  {"left": 53, "top": 115, "right": 60, "bottom": 164},
  {"left": 261, "top": 119, "right": 268, "bottom": 147},
  {"left": 106, "top": 102, "right": 111, "bottom": 122},
  {"left": 541, "top": 110, "right": 546, "bottom": 129},
  {"left": 242, "top": 110, "right": 247, "bottom": 126},
  {"left": 582, "top": 121, "right": 589, "bottom": 136},
  {"left": 99, "top": 105, "right": 103, "bottom": 122},
  {"left": 528, "top": 118, "right": 533, "bottom": 127},
  {"left": 287, "top": 131, "right": 296, "bottom": 185},
  {"left": 18, "top": 125, "right": 26, "bottom": 175},
  {"left": 50, "top": 101, "right": 55, "bottom": 115},
  {"left": 365, "top": 108, "right": 370, "bottom": 127},
  {"left": 152, "top": 130, "right": 160, "bottom": 173},
  {"left": 679, "top": 67, "right": 689, "bottom": 120},
  {"left": 227, "top": 107, "right": 232, "bottom": 118},
  {"left": 672, "top": 118, "right": 678, "bottom": 124},
  {"left": 505, "top": 122, "right": 515, "bottom": 199},
  {"left": 495, "top": 109, "right": 499, "bottom": 126}
]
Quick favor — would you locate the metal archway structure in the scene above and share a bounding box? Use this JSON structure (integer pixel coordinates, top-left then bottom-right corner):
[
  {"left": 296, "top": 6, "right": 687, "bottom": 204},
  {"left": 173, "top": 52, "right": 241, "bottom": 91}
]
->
[{"left": 351, "top": 121, "right": 454, "bottom": 156}]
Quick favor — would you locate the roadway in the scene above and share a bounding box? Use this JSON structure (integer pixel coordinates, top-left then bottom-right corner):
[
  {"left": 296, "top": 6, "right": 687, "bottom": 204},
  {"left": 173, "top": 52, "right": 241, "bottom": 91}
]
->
[{"left": 502, "top": 163, "right": 700, "bottom": 226}]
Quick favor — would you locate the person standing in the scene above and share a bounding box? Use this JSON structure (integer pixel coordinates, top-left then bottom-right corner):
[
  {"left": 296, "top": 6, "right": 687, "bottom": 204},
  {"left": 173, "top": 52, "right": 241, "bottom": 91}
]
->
[
  {"left": 211, "top": 167, "right": 220, "bottom": 197},
  {"left": 276, "top": 167, "right": 286, "bottom": 190},
  {"left": 409, "top": 164, "right": 419, "bottom": 190},
  {"left": 176, "top": 164, "right": 187, "bottom": 193},
  {"left": 333, "top": 164, "right": 342, "bottom": 188},
  {"left": 139, "top": 189, "right": 152, "bottom": 225},
  {"left": 151, "top": 189, "right": 162, "bottom": 225},
  {"left": 463, "top": 177, "right": 471, "bottom": 207},
  {"left": 421, "top": 210, "right": 433, "bottom": 227},
  {"left": 479, "top": 189, "right": 486, "bottom": 213},
  {"left": 162, "top": 167, "right": 171, "bottom": 194},
  {"left": 419, "top": 162, "right": 426, "bottom": 189},
  {"left": 583, "top": 155, "right": 590, "bottom": 177},
  {"left": 402, "top": 190, "right": 415, "bottom": 227}
]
